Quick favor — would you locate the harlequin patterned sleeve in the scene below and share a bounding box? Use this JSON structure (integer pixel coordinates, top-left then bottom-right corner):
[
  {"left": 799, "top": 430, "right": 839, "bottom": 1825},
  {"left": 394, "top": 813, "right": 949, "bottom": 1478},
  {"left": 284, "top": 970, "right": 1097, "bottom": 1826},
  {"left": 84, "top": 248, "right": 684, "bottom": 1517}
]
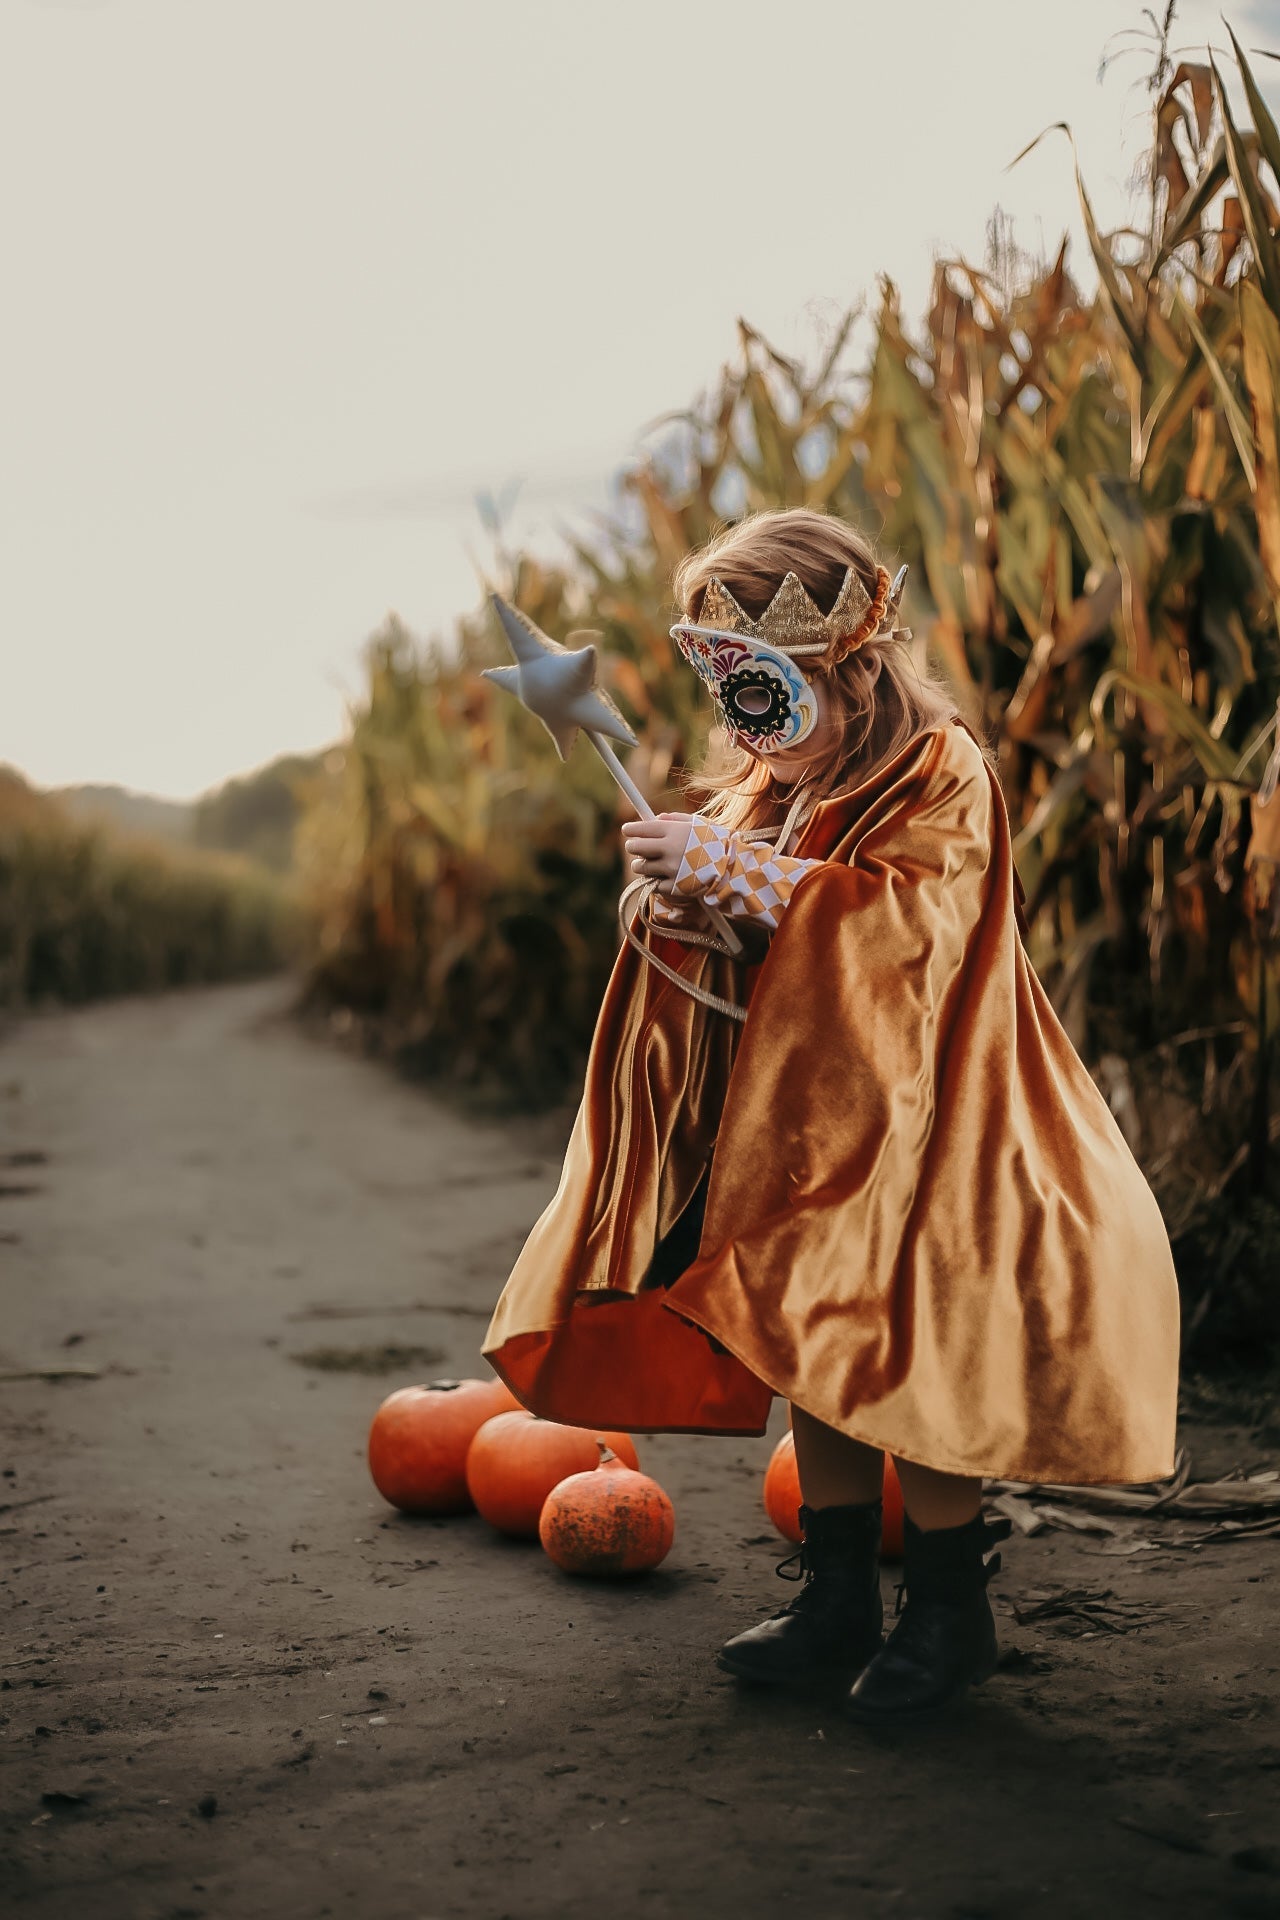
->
[
  {"left": 669, "top": 815, "right": 824, "bottom": 932},
  {"left": 644, "top": 889, "right": 694, "bottom": 928}
]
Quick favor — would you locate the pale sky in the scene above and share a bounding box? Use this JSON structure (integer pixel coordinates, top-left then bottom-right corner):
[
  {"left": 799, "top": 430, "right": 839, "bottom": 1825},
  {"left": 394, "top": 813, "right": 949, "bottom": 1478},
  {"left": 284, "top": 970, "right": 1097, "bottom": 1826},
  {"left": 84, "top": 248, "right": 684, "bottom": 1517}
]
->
[{"left": 3, "top": 0, "right": 1277, "bottom": 798}]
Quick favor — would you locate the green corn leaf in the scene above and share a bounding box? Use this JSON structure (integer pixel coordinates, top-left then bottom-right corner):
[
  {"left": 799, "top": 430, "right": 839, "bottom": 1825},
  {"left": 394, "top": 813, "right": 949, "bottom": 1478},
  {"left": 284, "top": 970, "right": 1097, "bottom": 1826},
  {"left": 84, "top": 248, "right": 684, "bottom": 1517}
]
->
[
  {"left": 1227, "top": 26, "right": 1280, "bottom": 198},
  {"left": 1238, "top": 275, "right": 1280, "bottom": 605},
  {"left": 1011, "top": 123, "right": 1147, "bottom": 376},
  {"left": 1092, "top": 668, "right": 1242, "bottom": 783},
  {"left": 1212, "top": 56, "right": 1280, "bottom": 313},
  {"left": 1150, "top": 139, "right": 1230, "bottom": 272},
  {"left": 1177, "top": 290, "right": 1257, "bottom": 487}
]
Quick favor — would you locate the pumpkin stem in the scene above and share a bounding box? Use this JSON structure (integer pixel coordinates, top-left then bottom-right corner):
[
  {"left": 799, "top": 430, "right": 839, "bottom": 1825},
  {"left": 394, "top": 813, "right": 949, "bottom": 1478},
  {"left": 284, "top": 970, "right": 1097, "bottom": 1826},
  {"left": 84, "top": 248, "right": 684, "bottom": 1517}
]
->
[{"left": 596, "top": 1442, "right": 617, "bottom": 1466}]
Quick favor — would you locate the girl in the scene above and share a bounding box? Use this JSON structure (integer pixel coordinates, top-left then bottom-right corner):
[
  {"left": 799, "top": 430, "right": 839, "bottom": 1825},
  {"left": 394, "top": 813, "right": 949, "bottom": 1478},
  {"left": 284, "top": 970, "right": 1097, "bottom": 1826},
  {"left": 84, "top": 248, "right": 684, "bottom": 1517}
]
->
[{"left": 484, "top": 508, "right": 1180, "bottom": 1725}]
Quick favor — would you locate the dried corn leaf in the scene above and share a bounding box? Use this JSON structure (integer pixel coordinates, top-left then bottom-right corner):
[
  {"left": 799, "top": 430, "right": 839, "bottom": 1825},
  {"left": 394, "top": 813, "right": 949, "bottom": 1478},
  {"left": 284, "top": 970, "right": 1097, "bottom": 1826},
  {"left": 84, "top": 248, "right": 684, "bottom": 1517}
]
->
[{"left": 989, "top": 1448, "right": 1280, "bottom": 1522}]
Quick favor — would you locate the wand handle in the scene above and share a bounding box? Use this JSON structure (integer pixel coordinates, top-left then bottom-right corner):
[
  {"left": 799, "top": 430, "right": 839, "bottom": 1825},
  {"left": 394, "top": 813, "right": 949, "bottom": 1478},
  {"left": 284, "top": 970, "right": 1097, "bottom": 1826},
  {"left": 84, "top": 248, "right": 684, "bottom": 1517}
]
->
[
  {"left": 588, "top": 733, "right": 743, "bottom": 958},
  {"left": 590, "top": 733, "right": 656, "bottom": 820}
]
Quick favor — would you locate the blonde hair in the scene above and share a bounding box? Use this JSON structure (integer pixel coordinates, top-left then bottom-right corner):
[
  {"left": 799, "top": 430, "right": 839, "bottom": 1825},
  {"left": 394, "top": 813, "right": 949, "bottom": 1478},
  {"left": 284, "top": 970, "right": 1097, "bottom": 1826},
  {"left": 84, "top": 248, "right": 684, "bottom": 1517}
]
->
[{"left": 672, "top": 508, "right": 959, "bottom": 834}]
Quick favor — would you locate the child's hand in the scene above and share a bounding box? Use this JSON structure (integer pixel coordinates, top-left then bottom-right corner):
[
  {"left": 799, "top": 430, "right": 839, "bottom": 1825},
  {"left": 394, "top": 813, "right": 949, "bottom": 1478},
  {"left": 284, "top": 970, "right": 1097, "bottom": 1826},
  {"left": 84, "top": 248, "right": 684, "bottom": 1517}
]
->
[{"left": 621, "top": 812, "right": 694, "bottom": 896}]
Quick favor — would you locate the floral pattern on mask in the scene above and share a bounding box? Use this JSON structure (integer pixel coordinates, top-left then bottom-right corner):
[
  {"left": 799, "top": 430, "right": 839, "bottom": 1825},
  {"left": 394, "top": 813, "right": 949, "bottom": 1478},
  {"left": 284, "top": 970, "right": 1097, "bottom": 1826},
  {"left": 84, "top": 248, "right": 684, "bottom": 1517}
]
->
[{"left": 669, "top": 624, "right": 818, "bottom": 752}]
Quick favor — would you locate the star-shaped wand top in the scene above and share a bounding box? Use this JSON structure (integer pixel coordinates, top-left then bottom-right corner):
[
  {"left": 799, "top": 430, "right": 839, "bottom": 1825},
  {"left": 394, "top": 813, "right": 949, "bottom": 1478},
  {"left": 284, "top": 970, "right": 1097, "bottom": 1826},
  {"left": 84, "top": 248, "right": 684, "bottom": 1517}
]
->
[
  {"left": 481, "top": 592, "right": 745, "bottom": 963},
  {"left": 482, "top": 595, "right": 637, "bottom": 761}
]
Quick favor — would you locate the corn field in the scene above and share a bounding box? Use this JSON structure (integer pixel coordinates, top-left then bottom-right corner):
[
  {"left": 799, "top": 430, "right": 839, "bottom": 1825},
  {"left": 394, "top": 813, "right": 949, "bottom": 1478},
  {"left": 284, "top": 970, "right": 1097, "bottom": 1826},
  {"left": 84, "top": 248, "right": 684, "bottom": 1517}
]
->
[
  {"left": 0, "top": 771, "right": 297, "bottom": 1007},
  {"left": 303, "top": 29, "right": 1280, "bottom": 1355}
]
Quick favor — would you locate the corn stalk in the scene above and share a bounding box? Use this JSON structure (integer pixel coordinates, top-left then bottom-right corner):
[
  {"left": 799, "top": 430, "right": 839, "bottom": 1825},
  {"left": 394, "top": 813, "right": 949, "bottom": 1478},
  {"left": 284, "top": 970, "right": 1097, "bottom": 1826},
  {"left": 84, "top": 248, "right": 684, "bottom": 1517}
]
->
[{"left": 303, "top": 32, "right": 1280, "bottom": 1344}]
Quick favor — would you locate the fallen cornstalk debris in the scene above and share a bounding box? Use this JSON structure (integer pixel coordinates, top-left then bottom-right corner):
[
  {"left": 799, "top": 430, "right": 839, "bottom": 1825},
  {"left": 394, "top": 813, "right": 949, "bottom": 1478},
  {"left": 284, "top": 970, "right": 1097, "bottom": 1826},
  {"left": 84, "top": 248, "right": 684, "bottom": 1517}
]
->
[
  {"left": 987, "top": 1450, "right": 1280, "bottom": 1520},
  {"left": 986, "top": 1494, "right": 1128, "bottom": 1537},
  {"left": 1167, "top": 1514, "right": 1280, "bottom": 1548},
  {"left": 0, "top": 1365, "right": 102, "bottom": 1384},
  {"left": 1010, "top": 1587, "right": 1161, "bottom": 1635}
]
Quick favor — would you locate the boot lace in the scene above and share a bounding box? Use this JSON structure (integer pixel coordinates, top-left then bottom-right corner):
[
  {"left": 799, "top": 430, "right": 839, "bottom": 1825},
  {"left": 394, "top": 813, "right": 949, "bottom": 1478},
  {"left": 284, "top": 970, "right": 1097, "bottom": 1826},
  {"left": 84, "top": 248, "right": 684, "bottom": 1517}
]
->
[
  {"left": 771, "top": 1542, "right": 818, "bottom": 1614},
  {"left": 775, "top": 1546, "right": 807, "bottom": 1585}
]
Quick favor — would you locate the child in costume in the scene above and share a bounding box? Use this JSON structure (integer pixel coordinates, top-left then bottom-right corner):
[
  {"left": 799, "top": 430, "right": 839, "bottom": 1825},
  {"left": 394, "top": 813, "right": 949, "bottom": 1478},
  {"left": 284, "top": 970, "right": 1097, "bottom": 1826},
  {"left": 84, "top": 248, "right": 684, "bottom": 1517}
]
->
[{"left": 484, "top": 508, "right": 1180, "bottom": 1724}]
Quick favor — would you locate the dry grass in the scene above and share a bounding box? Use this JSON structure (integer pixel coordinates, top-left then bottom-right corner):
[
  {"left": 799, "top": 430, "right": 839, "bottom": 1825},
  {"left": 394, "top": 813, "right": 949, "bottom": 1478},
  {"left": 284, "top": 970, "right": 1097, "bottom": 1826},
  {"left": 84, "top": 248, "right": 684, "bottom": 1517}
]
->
[{"left": 0, "top": 770, "right": 297, "bottom": 1008}]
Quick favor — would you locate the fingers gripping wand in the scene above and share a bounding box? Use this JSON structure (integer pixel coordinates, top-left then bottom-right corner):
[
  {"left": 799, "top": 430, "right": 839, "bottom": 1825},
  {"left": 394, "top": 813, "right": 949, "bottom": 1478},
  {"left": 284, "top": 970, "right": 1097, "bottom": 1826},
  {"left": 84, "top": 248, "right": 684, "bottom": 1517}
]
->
[{"left": 482, "top": 596, "right": 743, "bottom": 956}]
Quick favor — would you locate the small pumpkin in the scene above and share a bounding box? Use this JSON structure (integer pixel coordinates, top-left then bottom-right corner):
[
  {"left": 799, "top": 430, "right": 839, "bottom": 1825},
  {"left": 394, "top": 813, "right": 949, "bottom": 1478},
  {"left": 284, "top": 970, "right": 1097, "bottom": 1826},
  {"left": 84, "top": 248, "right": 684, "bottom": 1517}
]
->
[
  {"left": 763, "top": 1430, "right": 906, "bottom": 1559},
  {"left": 368, "top": 1377, "right": 521, "bottom": 1515},
  {"left": 465, "top": 1411, "right": 640, "bottom": 1537},
  {"left": 539, "top": 1445, "right": 675, "bottom": 1577}
]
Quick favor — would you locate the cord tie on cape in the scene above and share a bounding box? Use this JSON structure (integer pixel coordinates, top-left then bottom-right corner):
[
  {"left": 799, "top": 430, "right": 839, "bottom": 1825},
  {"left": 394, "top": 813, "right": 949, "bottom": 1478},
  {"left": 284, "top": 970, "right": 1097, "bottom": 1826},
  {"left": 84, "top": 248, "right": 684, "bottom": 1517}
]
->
[{"left": 619, "top": 788, "right": 814, "bottom": 1021}]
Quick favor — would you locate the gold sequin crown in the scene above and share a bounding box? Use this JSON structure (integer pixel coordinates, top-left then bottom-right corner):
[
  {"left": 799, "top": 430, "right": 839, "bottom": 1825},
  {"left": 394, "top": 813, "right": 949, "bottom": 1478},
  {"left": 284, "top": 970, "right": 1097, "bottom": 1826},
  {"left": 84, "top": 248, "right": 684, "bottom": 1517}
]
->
[{"left": 696, "top": 564, "right": 898, "bottom": 658}]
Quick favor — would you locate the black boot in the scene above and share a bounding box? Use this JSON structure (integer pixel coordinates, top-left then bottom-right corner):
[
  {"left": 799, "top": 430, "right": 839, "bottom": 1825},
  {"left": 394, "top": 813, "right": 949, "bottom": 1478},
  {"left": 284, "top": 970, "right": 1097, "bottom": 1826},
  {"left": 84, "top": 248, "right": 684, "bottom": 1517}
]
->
[
  {"left": 717, "top": 1501, "right": 884, "bottom": 1691},
  {"left": 844, "top": 1509, "right": 1013, "bottom": 1725}
]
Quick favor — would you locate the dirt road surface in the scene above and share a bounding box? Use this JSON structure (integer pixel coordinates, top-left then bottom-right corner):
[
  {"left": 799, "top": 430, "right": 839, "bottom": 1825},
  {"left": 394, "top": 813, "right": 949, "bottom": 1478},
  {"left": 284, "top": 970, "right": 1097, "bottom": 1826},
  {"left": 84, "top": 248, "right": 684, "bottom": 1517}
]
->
[{"left": 1, "top": 982, "right": 1277, "bottom": 1919}]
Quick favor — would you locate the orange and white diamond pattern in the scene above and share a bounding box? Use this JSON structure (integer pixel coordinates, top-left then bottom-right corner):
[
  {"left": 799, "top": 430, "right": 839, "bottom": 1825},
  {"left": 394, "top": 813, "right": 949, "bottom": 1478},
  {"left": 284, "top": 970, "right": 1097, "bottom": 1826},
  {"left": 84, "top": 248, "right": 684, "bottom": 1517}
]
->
[{"left": 669, "top": 816, "right": 822, "bottom": 932}]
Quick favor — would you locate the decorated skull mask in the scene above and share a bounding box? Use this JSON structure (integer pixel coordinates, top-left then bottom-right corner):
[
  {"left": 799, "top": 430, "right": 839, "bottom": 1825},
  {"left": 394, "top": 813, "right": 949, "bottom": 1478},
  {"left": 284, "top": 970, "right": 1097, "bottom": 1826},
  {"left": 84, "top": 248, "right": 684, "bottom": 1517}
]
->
[{"left": 669, "top": 623, "right": 819, "bottom": 752}]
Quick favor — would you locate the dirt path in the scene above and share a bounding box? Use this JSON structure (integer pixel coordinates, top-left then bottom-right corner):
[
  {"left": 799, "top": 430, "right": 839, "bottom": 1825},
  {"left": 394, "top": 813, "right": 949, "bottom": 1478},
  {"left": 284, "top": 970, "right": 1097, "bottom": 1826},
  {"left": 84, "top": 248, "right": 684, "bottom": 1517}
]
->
[{"left": 0, "top": 981, "right": 1276, "bottom": 1920}]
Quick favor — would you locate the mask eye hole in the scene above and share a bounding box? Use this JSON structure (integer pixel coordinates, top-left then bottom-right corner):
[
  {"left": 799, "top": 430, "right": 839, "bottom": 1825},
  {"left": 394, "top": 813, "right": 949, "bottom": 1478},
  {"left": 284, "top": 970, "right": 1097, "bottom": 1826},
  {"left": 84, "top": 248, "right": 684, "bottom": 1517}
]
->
[
  {"left": 733, "top": 685, "right": 774, "bottom": 716},
  {"left": 718, "top": 666, "right": 793, "bottom": 740}
]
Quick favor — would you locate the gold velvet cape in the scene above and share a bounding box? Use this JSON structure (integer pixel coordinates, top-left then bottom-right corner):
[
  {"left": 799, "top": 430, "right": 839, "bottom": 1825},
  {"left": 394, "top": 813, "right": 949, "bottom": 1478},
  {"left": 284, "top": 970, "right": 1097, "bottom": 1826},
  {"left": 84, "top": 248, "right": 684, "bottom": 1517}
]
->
[{"left": 484, "top": 721, "right": 1181, "bottom": 1485}]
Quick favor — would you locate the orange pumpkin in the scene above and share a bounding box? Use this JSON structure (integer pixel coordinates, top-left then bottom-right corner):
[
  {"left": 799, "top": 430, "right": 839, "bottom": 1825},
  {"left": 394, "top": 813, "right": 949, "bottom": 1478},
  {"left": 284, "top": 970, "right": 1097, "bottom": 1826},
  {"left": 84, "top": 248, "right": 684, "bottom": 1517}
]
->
[
  {"left": 539, "top": 1446, "right": 675, "bottom": 1576},
  {"left": 465, "top": 1411, "right": 640, "bottom": 1536},
  {"left": 763, "top": 1430, "right": 906, "bottom": 1559},
  {"left": 368, "top": 1377, "right": 521, "bottom": 1515}
]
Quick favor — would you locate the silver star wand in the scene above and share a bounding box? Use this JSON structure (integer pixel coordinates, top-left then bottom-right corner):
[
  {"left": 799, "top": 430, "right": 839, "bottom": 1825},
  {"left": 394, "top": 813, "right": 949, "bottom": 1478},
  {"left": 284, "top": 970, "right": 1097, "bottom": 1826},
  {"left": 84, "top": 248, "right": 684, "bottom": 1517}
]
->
[{"left": 483, "top": 596, "right": 742, "bottom": 956}]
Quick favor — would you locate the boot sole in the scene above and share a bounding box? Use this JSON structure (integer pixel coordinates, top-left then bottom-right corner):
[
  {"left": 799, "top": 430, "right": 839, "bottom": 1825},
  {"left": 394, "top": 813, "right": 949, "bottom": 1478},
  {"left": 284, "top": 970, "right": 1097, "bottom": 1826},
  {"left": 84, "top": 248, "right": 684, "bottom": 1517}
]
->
[
  {"left": 842, "top": 1660, "right": 997, "bottom": 1727},
  {"left": 717, "top": 1646, "right": 881, "bottom": 1693}
]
